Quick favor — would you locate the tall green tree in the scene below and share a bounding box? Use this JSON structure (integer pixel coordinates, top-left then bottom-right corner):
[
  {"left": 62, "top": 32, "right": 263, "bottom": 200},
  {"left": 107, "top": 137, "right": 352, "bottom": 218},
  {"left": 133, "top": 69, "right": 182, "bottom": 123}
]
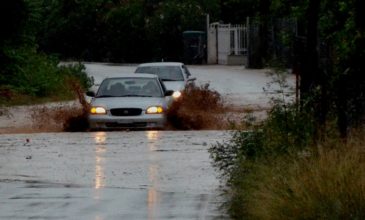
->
[
  {"left": 0, "top": 0, "right": 39, "bottom": 84},
  {"left": 37, "top": 0, "right": 219, "bottom": 62},
  {"left": 261, "top": 0, "right": 365, "bottom": 136},
  {"left": 298, "top": 0, "right": 365, "bottom": 136}
]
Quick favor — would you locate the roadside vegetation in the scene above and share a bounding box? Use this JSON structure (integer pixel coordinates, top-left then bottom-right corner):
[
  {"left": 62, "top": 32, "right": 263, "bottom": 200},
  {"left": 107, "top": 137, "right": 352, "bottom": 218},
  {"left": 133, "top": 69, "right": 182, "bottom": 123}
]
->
[
  {"left": 210, "top": 70, "right": 365, "bottom": 219},
  {"left": 212, "top": 130, "right": 365, "bottom": 219},
  {"left": 209, "top": 0, "right": 365, "bottom": 218},
  {"left": 0, "top": 54, "right": 92, "bottom": 106},
  {"left": 1, "top": 1, "right": 93, "bottom": 106}
]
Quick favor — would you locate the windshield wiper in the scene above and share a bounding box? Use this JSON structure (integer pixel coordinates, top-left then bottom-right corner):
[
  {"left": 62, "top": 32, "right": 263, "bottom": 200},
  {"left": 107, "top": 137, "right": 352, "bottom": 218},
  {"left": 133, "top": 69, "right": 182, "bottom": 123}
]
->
[
  {"left": 161, "top": 79, "right": 179, "bottom": 81},
  {"left": 119, "top": 95, "right": 154, "bottom": 97},
  {"left": 96, "top": 94, "right": 154, "bottom": 98}
]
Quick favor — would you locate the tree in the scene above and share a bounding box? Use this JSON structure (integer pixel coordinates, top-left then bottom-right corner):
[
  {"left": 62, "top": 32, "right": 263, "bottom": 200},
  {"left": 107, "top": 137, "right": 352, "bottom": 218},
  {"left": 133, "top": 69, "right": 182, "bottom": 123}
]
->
[{"left": 0, "top": 0, "right": 36, "bottom": 84}]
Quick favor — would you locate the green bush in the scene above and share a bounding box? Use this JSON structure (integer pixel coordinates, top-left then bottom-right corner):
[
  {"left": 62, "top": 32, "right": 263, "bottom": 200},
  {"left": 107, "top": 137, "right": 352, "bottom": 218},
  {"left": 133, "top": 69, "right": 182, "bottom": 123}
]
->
[
  {"left": 210, "top": 97, "right": 315, "bottom": 171},
  {"left": 244, "top": 140, "right": 365, "bottom": 220},
  {"left": 210, "top": 102, "right": 315, "bottom": 218},
  {"left": 9, "top": 48, "right": 62, "bottom": 96},
  {"left": 0, "top": 47, "right": 92, "bottom": 104},
  {"left": 210, "top": 68, "right": 365, "bottom": 219},
  {"left": 58, "top": 62, "right": 93, "bottom": 91},
  {"left": 209, "top": 70, "right": 318, "bottom": 218}
]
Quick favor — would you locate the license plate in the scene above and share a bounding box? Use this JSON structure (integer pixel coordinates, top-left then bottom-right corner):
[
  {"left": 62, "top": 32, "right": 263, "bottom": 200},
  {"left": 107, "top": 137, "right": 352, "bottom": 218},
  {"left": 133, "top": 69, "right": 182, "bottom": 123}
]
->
[{"left": 117, "top": 120, "right": 133, "bottom": 124}]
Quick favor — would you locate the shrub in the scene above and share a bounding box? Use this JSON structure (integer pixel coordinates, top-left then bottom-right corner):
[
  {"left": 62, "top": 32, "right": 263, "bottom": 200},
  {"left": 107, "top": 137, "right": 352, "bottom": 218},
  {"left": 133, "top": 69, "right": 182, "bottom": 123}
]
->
[
  {"left": 5, "top": 48, "right": 62, "bottom": 97},
  {"left": 210, "top": 68, "right": 365, "bottom": 219},
  {"left": 209, "top": 70, "right": 318, "bottom": 218},
  {"left": 58, "top": 63, "right": 93, "bottom": 90},
  {"left": 210, "top": 101, "right": 365, "bottom": 219},
  {"left": 244, "top": 138, "right": 365, "bottom": 220},
  {"left": 0, "top": 47, "right": 92, "bottom": 104},
  {"left": 210, "top": 100, "right": 314, "bottom": 171}
]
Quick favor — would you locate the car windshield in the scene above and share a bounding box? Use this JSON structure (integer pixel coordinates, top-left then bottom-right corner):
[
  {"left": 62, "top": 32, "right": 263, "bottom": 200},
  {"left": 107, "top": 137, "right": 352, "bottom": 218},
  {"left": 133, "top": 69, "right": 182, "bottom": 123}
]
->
[
  {"left": 135, "top": 66, "right": 184, "bottom": 81},
  {"left": 96, "top": 78, "right": 163, "bottom": 97}
]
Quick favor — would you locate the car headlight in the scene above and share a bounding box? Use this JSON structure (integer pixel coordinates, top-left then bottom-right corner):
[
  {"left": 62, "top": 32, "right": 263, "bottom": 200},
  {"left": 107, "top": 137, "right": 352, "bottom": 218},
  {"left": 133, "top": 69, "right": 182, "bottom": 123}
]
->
[
  {"left": 146, "top": 106, "right": 164, "bottom": 114},
  {"left": 172, "top": 91, "right": 182, "bottom": 99},
  {"left": 90, "top": 106, "right": 107, "bottom": 114}
]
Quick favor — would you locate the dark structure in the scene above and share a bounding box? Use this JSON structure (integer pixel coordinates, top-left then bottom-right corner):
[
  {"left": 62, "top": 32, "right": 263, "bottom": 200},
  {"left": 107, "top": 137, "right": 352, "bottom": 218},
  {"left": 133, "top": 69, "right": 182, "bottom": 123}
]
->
[{"left": 182, "top": 31, "right": 206, "bottom": 64}]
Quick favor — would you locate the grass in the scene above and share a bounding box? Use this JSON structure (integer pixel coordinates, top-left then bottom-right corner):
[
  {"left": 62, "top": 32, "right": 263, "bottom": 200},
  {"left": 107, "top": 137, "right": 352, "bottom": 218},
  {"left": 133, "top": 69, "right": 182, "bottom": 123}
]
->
[{"left": 224, "top": 131, "right": 365, "bottom": 220}]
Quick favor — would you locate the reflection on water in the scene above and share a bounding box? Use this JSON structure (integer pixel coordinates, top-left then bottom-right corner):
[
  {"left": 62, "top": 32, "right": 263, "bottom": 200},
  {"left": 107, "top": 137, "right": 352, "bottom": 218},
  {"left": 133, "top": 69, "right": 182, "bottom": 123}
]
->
[
  {"left": 95, "top": 132, "right": 106, "bottom": 144},
  {"left": 94, "top": 132, "right": 107, "bottom": 190},
  {"left": 146, "top": 131, "right": 161, "bottom": 220},
  {"left": 95, "top": 156, "right": 105, "bottom": 190},
  {"left": 93, "top": 132, "right": 107, "bottom": 220},
  {"left": 91, "top": 131, "right": 163, "bottom": 219},
  {"left": 94, "top": 215, "right": 103, "bottom": 220},
  {"left": 146, "top": 130, "right": 160, "bottom": 141},
  {"left": 148, "top": 186, "right": 158, "bottom": 220}
]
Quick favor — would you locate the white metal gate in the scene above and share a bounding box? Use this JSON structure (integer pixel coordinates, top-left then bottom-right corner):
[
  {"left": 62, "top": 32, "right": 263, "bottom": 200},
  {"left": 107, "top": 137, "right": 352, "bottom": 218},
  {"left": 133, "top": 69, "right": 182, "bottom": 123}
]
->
[{"left": 208, "top": 23, "right": 248, "bottom": 64}]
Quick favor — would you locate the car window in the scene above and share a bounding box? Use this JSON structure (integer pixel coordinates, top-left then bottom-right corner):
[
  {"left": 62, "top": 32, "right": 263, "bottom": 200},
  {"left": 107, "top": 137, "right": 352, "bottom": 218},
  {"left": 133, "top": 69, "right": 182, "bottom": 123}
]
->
[
  {"left": 96, "top": 78, "right": 163, "bottom": 97},
  {"left": 135, "top": 66, "right": 184, "bottom": 81}
]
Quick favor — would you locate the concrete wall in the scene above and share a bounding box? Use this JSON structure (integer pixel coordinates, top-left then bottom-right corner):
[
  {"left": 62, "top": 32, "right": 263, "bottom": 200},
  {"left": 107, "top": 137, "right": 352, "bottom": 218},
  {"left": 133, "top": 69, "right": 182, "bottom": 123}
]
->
[{"left": 207, "top": 25, "right": 217, "bottom": 64}]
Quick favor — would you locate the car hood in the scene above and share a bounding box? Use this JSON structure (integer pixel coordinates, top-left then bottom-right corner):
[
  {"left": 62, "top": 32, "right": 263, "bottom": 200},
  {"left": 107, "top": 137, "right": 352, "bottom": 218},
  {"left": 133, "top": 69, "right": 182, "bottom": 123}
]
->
[
  {"left": 162, "top": 81, "right": 185, "bottom": 92},
  {"left": 91, "top": 97, "right": 167, "bottom": 110}
]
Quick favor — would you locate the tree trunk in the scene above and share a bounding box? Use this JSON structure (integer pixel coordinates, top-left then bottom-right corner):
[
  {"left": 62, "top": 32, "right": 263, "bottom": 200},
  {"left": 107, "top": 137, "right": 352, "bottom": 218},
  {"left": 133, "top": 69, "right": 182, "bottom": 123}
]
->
[
  {"left": 258, "top": 0, "right": 270, "bottom": 67},
  {"left": 300, "top": 0, "right": 320, "bottom": 100}
]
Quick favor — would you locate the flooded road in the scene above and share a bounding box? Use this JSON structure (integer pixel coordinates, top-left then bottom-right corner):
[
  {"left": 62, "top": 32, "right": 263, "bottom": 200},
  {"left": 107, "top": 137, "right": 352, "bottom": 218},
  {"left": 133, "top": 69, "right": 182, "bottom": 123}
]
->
[
  {"left": 0, "top": 64, "right": 296, "bottom": 218},
  {"left": 0, "top": 131, "right": 230, "bottom": 219}
]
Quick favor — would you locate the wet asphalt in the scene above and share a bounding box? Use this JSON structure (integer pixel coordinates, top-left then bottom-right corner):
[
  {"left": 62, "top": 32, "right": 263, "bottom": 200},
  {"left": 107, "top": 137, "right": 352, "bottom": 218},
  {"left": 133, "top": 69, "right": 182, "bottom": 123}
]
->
[{"left": 0, "top": 131, "right": 230, "bottom": 219}]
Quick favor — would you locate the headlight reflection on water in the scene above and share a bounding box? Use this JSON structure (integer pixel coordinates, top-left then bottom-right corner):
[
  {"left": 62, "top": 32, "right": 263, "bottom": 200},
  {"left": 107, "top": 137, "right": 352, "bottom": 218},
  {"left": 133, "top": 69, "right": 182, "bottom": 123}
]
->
[
  {"left": 146, "top": 130, "right": 160, "bottom": 142},
  {"left": 94, "top": 132, "right": 106, "bottom": 144},
  {"left": 146, "top": 130, "right": 161, "bottom": 220},
  {"left": 94, "top": 132, "right": 107, "bottom": 191}
]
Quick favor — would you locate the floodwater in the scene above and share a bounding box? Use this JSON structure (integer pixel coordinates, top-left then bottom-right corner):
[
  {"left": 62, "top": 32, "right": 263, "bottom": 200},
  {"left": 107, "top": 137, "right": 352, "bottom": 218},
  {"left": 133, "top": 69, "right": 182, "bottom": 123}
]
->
[
  {"left": 0, "top": 131, "right": 230, "bottom": 219},
  {"left": 85, "top": 63, "right": 295, "bottom": 109},
  {"left": 0, "top": 63, "right": 296, "bottom": 219}
]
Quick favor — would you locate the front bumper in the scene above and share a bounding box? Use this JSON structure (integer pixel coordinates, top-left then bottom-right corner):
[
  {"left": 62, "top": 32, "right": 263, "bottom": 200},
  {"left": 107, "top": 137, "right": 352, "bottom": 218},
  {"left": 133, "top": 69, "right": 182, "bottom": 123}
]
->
[{"left": 88, "top": 114, "right": 166, "bottom": 130}]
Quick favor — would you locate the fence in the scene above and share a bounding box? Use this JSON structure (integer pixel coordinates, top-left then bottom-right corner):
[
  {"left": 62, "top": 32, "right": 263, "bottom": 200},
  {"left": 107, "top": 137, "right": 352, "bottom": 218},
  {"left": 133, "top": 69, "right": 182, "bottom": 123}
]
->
[{"left": 208, "top": 23, "right": 248, "bottom": 64}]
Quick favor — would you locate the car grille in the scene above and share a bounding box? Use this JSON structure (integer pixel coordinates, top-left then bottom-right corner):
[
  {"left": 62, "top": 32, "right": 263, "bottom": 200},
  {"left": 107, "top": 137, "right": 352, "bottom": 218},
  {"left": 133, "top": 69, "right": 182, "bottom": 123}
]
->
[{"left": 110, "top": 108, "right": 142, "bottom": 116}]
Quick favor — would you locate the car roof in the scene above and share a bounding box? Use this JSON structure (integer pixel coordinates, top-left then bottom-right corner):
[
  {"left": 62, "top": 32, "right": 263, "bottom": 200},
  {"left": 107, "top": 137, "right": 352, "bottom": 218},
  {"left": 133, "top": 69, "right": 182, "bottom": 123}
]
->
[
  {"left": 104, "top": 73, "right": 159, "bottom": 79},
  {"left": 137, "top": 62, "right": 184, "bottom": 67}
]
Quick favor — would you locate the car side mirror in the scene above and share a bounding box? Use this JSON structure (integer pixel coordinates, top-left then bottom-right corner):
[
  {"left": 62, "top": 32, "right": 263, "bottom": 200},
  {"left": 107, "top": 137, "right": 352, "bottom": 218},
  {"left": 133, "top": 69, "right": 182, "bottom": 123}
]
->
[
  {"left": 86, "top": 91, "right": 96, "bottom": 97},
  {"left": 187, "top": 77, "right": 196, "bottom": 82},
  {"left": 164, "top": 90, "right": 174, "bottom": 96}
]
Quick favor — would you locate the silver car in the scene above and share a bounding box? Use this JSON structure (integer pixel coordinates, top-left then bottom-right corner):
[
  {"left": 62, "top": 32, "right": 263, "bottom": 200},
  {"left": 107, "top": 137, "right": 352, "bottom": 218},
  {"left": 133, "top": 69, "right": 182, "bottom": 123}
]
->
[
  {"left": 135, "top": 62, "right": 196, "bottom": 99},
  {"left": 87, "top": 74, "right": 173, "bottom": 130}
]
